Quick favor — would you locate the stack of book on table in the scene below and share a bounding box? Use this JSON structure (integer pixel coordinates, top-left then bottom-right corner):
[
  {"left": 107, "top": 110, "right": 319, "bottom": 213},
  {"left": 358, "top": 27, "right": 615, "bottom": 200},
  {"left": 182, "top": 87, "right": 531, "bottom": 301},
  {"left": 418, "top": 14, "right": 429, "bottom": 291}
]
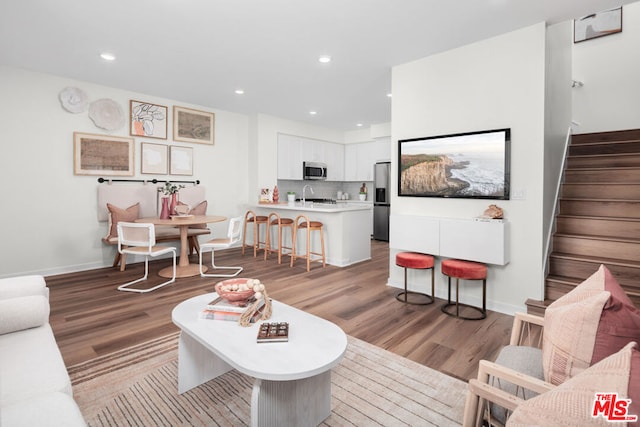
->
[{"left": 200, "top": 296, "right": 265, "bottom": 323}]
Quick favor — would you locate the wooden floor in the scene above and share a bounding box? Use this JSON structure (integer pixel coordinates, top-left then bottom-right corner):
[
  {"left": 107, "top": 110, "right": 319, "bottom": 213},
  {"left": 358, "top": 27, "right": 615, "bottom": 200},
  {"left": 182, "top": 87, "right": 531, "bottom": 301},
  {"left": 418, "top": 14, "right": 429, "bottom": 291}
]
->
[{"left": 47, "top": 240, "right": 513, "bottom": 382}]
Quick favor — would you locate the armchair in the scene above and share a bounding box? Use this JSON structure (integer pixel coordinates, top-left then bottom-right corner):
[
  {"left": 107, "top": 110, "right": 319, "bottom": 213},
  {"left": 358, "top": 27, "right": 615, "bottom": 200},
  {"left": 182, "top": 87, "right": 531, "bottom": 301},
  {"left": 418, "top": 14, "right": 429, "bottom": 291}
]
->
[{"left": 462, "top": 312, "right": 553, "bottom": 426}]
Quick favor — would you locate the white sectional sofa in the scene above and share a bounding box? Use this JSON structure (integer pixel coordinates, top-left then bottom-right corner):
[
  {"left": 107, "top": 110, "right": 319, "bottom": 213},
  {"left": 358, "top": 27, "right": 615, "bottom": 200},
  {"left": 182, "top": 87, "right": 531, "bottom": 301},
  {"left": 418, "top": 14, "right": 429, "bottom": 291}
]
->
[{"left": 0, "top": 275, "right": 86, "bottom": 426}]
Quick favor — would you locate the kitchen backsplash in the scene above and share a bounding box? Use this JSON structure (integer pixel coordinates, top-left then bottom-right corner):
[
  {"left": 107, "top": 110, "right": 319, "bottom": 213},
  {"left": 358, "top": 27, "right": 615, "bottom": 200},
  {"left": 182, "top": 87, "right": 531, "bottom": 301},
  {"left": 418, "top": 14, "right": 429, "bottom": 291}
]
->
[{"left": 276, "top": 180, "right": 373, "bottom": 201}]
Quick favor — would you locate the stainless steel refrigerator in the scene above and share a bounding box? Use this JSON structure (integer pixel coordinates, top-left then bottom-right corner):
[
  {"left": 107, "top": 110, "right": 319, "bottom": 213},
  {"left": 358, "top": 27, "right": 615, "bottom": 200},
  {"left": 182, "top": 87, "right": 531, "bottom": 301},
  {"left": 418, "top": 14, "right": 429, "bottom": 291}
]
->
[{"left": 373, "top": 162, "right": 391, "bottom": 241}]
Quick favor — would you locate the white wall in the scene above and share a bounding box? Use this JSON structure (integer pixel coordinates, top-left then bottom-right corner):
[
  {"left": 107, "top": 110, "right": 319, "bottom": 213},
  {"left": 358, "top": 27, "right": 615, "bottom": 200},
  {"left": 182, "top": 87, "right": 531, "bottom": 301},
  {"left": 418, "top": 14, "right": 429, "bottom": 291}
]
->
[
  {"left": 0, "top": 65, "right": 250, "bottom": 278},
  {"left": 573, "top": 1, "right": 640, "bottom": 133},
  {"left": 390, "top": 23, "right": 547, "bottom": 314}
]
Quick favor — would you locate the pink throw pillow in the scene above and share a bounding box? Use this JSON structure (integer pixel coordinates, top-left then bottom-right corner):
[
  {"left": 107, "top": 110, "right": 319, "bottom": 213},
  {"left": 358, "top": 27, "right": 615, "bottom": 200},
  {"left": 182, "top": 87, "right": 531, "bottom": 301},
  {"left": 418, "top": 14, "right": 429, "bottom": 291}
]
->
[
  {"left": 592, "top": 266, "right": 640, "bottom": 365},
  {"left": 104, "top": 203, "right": 140, "bottom": 240}
]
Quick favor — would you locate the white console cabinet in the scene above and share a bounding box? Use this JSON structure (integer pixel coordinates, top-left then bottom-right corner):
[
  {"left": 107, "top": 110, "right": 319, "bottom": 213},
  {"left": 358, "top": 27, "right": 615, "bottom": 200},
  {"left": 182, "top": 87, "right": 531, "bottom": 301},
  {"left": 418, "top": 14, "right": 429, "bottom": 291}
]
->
[{"left": 390, "top": 215, "right": 510, "bottom": 265}]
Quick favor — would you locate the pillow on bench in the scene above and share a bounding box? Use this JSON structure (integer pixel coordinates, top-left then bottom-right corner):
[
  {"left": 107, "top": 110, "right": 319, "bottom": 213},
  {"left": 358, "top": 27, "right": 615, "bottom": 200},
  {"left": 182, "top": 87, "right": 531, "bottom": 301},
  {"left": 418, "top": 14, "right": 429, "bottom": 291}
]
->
[{"left": 104, "top": 203, "right": 140, "bottom": 241}]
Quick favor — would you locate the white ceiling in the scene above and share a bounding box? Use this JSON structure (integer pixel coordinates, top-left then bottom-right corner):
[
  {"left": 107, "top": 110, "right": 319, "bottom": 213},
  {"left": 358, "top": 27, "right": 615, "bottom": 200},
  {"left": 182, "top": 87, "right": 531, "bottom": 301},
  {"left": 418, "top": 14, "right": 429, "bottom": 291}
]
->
[{"left": 0, "top": 0, "right": 634, "bottom": 130}]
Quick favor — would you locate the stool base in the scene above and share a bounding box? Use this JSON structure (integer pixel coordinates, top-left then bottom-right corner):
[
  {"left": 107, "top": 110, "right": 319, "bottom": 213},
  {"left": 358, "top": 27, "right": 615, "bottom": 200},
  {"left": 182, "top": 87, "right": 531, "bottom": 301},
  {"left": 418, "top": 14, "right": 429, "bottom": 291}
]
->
[
  {"left": 441, "top": 302, "right": 486, "bottom": 320},
  {"left": 396, "top": 291, "right": 434, "bottom": 305},
  {"left": 441, "top": 276, "right": 486, "bottom": 320}
]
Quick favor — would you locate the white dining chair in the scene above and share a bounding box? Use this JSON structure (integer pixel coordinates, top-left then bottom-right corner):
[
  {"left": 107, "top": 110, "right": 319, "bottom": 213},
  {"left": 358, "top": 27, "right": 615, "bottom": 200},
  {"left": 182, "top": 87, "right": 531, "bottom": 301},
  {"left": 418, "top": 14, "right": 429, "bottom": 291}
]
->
[
  {"left": 199, "top": 216, "right": 244, "bottom": 277},
  {"left": 116, "top": 222, "right": 176, "bottom": 293}
]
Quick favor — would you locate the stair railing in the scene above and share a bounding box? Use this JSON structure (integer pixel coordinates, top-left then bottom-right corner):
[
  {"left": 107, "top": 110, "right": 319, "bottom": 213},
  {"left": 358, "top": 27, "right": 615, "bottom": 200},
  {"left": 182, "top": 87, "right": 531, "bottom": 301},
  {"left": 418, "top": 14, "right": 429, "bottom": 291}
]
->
[{"left": 541, "top": 126, "right": 573, "bottom": 294}]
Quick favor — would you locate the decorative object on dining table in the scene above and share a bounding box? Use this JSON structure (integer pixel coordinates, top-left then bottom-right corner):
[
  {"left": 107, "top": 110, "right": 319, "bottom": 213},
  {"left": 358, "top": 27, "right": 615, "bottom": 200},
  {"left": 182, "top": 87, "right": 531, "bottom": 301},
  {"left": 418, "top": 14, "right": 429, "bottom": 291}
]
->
[
  {"left": 160, "top": 197, "right": 170, "bottom": 219},
  {"left": 158, "top": 181, "right": 185, "bottom": 216},
  {"left": 173, "top": 203, "right": 191, "bottom": 217},
  {"left": 213, "top": 278, "right": 272, "bottom": 326}
]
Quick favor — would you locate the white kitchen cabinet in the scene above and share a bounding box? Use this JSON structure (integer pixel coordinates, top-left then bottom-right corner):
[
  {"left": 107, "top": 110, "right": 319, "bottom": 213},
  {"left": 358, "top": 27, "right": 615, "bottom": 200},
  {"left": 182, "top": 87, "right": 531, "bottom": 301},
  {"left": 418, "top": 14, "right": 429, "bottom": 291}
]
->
[
  {"left": 277, "top": 134, "right": 304, "bottom": 180},
  {"left": 343, "top": 144, "right": 358, "bottom": 181},
  {"left": 325, "top": 141, "right": 344, "bottom": 181},
  {"left": 344, "top": 139, "right": 391, "bottom": 181},
  {"left": 278, "top": 134, "right": 344, "bottom": 181}
]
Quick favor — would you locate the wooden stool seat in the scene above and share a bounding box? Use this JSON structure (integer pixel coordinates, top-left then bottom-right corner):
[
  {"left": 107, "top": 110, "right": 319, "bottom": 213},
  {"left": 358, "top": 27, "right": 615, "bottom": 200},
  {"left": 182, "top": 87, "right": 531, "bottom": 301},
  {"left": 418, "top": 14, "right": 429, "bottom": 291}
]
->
[
  {"left": 290, "top": 215, "right": 326, "bottom": 272},
  {"left": 242, "top": 211, "right": 268, "bottom": 257},
  {"left": 395, "top": 252, "right": 435, "bottom": 305},
  {"left": 441, "top": 259, "right": 487, "bottom": 320},
  {"left": 264, "top": 213, "right": 294, "bottom": 264}
]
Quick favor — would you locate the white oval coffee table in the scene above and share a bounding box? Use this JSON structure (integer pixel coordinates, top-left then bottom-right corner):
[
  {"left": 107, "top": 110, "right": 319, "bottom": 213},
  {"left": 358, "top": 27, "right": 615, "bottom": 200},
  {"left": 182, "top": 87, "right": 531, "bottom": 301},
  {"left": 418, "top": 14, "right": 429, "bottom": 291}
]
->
[{"left": 172, "top": 292, "right": 347, "bottom": 427}]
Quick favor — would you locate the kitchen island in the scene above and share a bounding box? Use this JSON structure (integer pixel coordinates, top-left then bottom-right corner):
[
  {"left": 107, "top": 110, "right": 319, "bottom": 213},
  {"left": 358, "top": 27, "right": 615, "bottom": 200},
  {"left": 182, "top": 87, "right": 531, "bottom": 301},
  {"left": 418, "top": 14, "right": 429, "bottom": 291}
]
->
[{"left": 254, "top": 202, "right": 372, "bottom": 267}]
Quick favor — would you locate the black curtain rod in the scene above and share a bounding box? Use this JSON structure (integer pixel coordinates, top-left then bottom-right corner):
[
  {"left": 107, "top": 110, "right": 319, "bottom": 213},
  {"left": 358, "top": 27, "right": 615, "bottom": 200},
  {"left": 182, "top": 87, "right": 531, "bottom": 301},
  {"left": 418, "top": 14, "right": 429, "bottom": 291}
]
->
[{"left": 97, "top": 178, "right": 200, "bottom": 185}]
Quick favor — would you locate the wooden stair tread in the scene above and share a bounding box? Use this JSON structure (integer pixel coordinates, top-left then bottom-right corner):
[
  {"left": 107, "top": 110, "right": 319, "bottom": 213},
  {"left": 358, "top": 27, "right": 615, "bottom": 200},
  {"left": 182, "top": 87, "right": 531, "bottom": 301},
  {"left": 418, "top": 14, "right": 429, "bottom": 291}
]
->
[
  {"left": 559, "top": 197, "right": 640, "bottom": 202},
  {"left": 556, "top": 214, "right": 640, "bottom": 222},
  {"left": 553, "top": 232, "right": 640, "bottom": 244},
  {"left": 570, "top": 138, "right": 640, "bottom": 146},
  {"left": 549, "top": 252, "right": 640, "bottom": 269}
]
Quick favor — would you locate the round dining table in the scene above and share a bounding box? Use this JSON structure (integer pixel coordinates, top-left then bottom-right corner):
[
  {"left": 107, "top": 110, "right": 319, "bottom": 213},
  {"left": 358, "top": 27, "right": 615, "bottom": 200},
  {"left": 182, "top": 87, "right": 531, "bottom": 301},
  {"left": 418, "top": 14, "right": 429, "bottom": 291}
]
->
[{"left": 136, "top": 215, "right": 226, "bottom": 278}]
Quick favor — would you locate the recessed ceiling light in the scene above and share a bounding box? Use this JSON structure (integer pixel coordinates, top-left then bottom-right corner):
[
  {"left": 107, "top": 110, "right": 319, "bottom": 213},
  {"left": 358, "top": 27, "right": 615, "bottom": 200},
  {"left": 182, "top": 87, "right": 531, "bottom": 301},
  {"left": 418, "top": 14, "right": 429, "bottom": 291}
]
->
[
  {"left": 356, "top": 123, "right": 363, "bottom": 127},
  {"left": 386, "top": 93, "right": 392, "bottom": 98},
  {"left": 309, "top": 111, "right": 317, "bottom": 115},
  {"left": 100, "top": 52, "right": 116, "bottom": 61},
  {"left": 318, "top": 55, "right": 331, "bottom": 63},
  {"left": 235, "top": 89, "right": 245, "bottom": 95}
]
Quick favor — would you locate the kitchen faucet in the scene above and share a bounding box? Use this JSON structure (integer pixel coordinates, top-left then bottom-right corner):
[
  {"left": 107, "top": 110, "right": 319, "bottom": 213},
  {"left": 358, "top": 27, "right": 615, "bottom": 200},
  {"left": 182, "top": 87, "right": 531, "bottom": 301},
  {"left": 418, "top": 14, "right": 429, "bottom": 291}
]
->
[{"left": 302, "top": 184, "right": 314, "bottom": 204}]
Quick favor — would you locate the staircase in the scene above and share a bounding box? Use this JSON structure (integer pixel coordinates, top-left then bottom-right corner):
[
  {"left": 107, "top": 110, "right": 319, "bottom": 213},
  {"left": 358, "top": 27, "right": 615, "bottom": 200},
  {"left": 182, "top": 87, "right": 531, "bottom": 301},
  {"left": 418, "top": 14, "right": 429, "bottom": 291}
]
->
[{"left": 528, "top": 129, "right": 640, "bottom": 314}]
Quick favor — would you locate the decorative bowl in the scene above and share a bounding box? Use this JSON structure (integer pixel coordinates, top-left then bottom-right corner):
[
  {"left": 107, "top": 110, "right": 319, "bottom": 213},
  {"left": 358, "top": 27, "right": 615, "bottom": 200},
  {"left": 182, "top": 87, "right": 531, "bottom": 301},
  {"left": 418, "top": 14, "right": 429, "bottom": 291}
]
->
[{"left": 215, "top": 278, "right": 256, "bottom": 304}]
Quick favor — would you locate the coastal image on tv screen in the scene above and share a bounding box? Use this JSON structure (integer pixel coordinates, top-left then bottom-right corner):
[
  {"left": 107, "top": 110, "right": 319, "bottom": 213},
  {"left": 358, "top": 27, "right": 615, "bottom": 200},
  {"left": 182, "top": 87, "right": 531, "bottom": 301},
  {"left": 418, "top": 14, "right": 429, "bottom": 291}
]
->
[{"left": 399, "top": 129, "right": 510, "bottom": 199}]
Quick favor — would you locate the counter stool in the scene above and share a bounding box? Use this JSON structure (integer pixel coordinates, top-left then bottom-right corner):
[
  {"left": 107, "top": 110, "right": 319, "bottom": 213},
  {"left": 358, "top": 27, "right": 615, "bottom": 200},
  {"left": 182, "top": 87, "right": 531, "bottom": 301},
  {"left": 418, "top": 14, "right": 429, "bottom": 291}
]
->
[
  {"left": 290, "top": 214, "right": 326, "bottom": 272},
  {"left": 395, "top": 252, "right": 435, "bottom": 305},
  {"left": 264, "top": 212, "right": 294, "bottom": 264},
  {"left": 441, "top": 259, "right": 487, "bottom": 320},
  {"left": 242, "top": 210, "right": 268, "bottom": 257}
]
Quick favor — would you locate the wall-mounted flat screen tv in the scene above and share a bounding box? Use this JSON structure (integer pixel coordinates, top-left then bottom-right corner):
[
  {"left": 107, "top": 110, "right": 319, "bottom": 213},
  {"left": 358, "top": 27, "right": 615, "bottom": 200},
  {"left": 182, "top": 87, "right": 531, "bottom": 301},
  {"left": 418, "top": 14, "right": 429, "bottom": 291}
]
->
[{"left": 398, "top": 128, "right": 510, "bottom": 199}]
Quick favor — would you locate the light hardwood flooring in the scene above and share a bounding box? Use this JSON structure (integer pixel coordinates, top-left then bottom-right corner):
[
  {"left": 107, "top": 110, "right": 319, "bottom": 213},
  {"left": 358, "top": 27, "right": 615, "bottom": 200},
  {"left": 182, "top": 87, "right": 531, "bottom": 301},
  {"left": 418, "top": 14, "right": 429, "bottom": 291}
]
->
[{"left": 47, "top": 240, "right": 513, "bottom": 381}]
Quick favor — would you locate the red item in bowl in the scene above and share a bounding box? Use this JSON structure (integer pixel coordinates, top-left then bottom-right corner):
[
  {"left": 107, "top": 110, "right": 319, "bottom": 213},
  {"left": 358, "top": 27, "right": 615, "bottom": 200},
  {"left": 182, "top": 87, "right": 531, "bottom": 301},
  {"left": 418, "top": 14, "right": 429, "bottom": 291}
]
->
[{"left": 215, "top": 278, "right": 256, "bottom": 304}]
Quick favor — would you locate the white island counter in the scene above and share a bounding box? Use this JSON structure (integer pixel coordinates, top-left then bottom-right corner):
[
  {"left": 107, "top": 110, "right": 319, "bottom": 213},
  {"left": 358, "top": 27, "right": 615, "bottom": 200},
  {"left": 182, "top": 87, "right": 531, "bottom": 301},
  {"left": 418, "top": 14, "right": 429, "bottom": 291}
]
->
[{"left": 254, "top": 202, "right": 372, "bottom": 267}]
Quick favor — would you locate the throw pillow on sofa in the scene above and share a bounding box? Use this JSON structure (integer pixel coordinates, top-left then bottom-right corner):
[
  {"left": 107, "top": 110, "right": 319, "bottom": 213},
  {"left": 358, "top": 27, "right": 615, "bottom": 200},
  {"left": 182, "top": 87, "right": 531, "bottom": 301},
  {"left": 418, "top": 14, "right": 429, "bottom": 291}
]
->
[{"left": 0, "top": 295, "right": 49, "bottom": 335}]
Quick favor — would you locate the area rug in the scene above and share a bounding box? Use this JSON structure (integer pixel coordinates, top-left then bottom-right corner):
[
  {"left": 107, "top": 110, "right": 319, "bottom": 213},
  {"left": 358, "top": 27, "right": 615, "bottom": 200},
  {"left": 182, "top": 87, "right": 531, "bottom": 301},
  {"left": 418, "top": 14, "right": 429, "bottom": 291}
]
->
[{"left": 68, "top": 333, "right": 467, "bottom": 426}]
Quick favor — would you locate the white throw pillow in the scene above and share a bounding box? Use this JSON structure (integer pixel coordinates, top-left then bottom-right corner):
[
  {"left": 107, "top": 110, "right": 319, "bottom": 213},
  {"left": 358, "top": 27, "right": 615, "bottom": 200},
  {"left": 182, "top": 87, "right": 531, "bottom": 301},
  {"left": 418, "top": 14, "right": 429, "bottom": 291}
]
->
[{"left": 0, "top": 295, "right": 50, "bottom": 335}]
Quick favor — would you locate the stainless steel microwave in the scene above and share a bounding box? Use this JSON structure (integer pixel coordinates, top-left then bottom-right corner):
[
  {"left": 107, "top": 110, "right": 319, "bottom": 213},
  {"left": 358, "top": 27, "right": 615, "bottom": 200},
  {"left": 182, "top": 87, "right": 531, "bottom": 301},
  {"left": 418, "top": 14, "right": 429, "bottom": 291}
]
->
[{"left": 303, "top": 161, "right": 327, "bottom": 180}]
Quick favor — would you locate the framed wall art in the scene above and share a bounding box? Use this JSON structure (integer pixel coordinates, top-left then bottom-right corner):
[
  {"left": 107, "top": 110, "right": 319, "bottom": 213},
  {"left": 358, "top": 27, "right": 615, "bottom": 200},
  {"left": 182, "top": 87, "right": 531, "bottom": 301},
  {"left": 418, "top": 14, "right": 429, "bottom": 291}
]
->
[
  {"left": 173, "top": 106, "right": 215, "bottom": 145},
  {"left": 73, "top": 132, "right": 134, "bottom": 176},
  {"left": 170, "top": 145, "right": 193, "bottom": 175},
  {"left": 141, "top": 142, "right": 168, "bottom": 175},
  {"left": 574, "top": 7, "right": 622, "bottom": 43},
  {"left": 130, "top": 100, "right": 168, "bottom": 139}
]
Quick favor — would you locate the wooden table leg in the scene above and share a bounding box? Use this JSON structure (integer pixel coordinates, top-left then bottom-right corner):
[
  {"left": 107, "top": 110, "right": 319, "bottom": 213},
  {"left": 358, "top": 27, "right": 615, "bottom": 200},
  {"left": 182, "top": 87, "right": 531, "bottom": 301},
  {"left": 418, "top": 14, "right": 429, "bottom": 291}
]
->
[{"left": 159, "top": 225, "right": 207, "bottom": 278}]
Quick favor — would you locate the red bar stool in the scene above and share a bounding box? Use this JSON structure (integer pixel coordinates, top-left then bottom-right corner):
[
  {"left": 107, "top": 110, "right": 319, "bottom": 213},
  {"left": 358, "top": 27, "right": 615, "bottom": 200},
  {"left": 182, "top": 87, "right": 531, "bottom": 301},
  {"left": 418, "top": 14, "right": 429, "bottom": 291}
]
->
[
  {"left": 395, "top": 252, "right": 435, "bottom": 305},
  {"left": 264, "top": 212, "right": 294, "bottom": 264},
  {"left": 441, "top": 259, "right": 487, "bottom": 320},
  {"left": 242, "top": 210, "right": 268, "bottom": 257},
  {"left": 290, "top": 214, "right": 326, "bottom": 272}
]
